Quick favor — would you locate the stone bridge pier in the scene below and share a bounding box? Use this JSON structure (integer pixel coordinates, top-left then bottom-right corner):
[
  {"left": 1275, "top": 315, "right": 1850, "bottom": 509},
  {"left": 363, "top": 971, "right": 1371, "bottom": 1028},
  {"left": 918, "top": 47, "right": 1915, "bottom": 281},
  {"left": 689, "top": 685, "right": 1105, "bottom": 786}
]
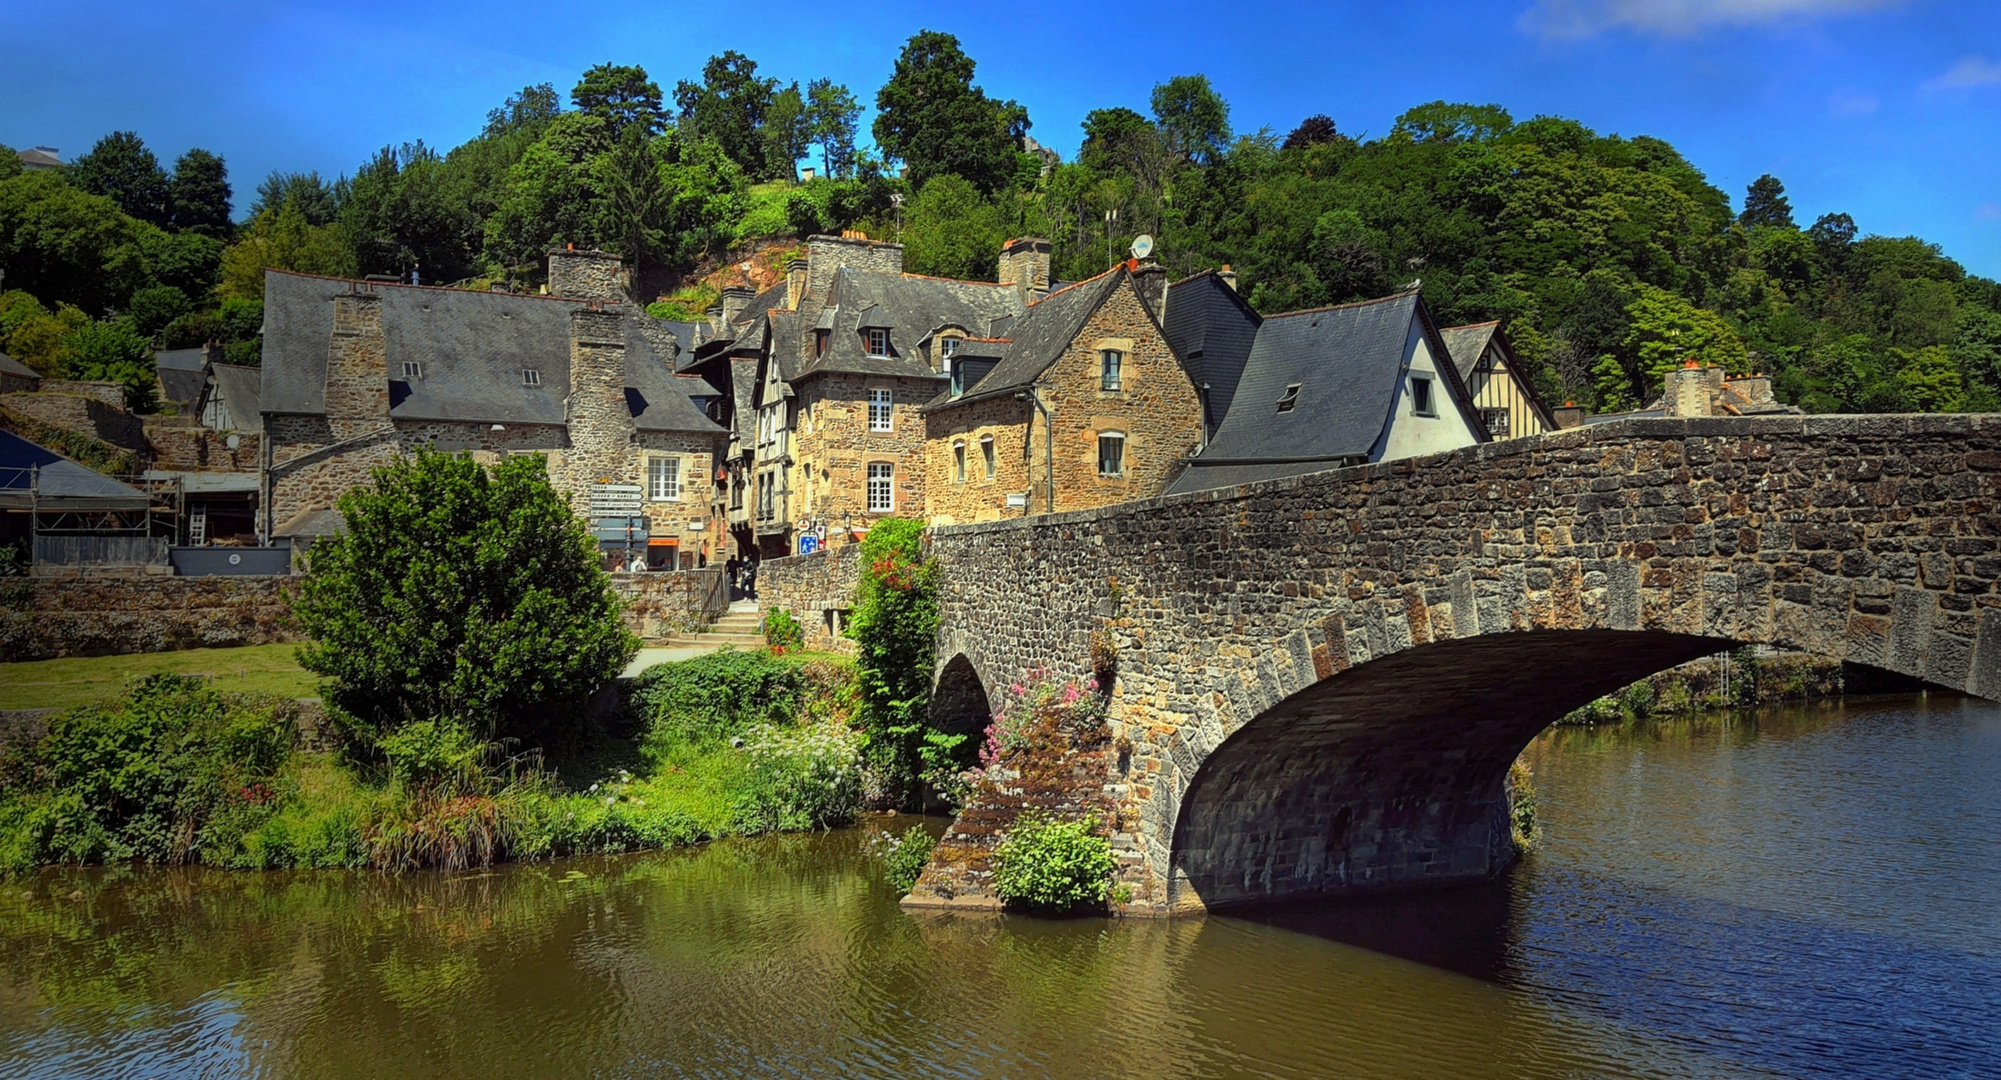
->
[{"left": 904, "top": 415, "right": 2001, "bottom": 915}]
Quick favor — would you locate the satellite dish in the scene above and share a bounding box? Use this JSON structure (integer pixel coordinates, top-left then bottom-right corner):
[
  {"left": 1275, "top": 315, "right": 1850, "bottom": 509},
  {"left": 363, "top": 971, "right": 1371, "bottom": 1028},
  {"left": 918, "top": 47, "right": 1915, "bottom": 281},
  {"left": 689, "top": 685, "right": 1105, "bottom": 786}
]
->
[{"left": 1130, "top": 234, "right": 1154, "bottom": 260}]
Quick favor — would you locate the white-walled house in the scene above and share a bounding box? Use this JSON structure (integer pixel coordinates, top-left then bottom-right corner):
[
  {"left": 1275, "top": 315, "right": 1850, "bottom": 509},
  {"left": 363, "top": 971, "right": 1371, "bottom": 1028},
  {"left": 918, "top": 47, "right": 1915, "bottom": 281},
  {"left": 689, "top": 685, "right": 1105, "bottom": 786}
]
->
[{"left": 1167, "top": 289, "right": 1487, "bottom": 494}]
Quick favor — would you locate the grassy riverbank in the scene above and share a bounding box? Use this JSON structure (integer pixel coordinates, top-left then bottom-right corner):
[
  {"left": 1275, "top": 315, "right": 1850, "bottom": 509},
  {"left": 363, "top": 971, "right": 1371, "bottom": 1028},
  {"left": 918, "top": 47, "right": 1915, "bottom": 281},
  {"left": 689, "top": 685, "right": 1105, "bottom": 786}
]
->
[
  {"left": 0, "top": 645, "right": 319, "bottom": 711},
  {"left": 0, "top": 649, "right": 865, "bottom": 874},
  {"left": 1561, "top": 649, "right": 1844, "bottom": 725}
]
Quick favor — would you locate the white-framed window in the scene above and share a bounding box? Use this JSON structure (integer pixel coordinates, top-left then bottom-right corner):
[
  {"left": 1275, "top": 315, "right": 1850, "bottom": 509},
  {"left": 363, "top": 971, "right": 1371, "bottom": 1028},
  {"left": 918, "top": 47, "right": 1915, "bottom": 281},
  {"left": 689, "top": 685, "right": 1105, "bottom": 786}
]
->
[
  {"left": 866, "top": 328, "right": 890, "bottom": 357},
  {"left": 953, "top": 440, "right": 967, "bottom": 483},
  {"left": 1482, "top": 407, "right": 1511, "bottom": 438},
  {"left": 980, "top": 434, "right": 995, "bottom": 480},
  {"left": 867, "top": 462, "right": 894, "bottom": 512},
  {"left": 941, "top": 337, "right": 961, "bottom": 361},
  {"left": 1100, "top": 349, "right": 1123, "bottom": 391},
  {"left": 649, "top": 456, "right": 681, "bottom": 501},
  {"left": 521, "top": 368, "right": 541, "bottom": 387},
  {"left": 1411, "top": 375, "right": 1436, "bottom": 417},
  {"left": 868, "top": 387, "right": 893, "bottom": 432},
  {"left": 401, "top": 361, "right": 422, "bottom": 379},
  {"left": 1098, "top": 432, "right": 1126, "bottom": 477}
]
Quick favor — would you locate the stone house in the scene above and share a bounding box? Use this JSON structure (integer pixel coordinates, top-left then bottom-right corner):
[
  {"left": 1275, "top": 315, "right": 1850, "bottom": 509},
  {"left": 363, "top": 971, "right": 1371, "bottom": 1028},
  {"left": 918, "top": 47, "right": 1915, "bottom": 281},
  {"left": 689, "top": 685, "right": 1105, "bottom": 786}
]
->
[
  {"left": 259, "top": 250, "right": 729, "bottom": 569},
  {"left": 1166, "top": 288, "right": 1488, "bottom": 494},
  {"left": 921, "top": 264, "right": 1203, "bottom": 524},
  {"left": 1438, "top": 321, "right": 1559, "bottom": 440},
  {"left": 0, "top": 352, "right": 43, "bottom": 395}
]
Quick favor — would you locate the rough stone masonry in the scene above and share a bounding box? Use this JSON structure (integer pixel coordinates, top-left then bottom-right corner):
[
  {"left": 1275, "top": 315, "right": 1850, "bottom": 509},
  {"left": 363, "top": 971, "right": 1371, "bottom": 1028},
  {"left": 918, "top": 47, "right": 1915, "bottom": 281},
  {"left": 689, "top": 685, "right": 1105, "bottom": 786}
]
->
[{"left": 864, "top": 414, "right": 2001, "bottom": 914}]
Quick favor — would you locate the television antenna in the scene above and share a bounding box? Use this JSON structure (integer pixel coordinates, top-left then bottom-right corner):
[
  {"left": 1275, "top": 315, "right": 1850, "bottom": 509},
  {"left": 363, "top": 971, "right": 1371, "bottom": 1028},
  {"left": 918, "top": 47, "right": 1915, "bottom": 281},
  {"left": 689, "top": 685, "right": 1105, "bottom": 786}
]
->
[{"left": 1131, "top": 234, "right": 1154, "bottom": 260}]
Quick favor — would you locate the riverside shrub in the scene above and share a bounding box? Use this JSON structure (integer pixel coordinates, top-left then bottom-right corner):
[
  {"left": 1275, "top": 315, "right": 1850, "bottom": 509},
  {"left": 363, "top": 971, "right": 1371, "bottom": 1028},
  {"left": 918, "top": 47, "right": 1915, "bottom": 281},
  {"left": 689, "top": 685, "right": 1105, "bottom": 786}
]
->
[
  {"left": 878, "top": 826, "right": 937, "bottom": 895},
  {"left": 633, "top": 649, "right": 804, "bottom": 754},
  {"left": 991, "top": 812, "right": 1117, "bottom": 914},
  {"left": 845, "top": 517, "right": 947, "bottom": 807},
  {"left": 291, "top": 450, "right": 638, "bottom": 744}
]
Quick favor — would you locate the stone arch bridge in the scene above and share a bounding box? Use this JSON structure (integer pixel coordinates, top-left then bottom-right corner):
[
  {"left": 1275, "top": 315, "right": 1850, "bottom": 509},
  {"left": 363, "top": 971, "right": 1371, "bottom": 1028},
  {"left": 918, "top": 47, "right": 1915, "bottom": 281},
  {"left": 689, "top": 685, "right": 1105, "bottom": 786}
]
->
[{"left": 771, "top": 415, "right": 2000, "bottom": 914}]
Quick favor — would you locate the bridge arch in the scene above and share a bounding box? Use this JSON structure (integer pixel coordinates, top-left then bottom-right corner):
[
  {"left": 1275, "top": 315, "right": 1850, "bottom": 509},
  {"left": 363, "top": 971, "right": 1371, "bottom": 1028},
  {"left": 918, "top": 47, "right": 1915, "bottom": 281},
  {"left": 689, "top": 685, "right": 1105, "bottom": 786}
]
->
[{"left": 931, "top": 651, "right": 996, "bottom": 742}]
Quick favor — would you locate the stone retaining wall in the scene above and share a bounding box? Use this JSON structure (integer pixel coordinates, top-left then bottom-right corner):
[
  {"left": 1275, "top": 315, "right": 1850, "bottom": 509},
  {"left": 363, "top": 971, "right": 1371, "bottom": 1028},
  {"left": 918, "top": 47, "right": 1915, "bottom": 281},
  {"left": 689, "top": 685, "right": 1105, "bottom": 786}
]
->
[
  {"left": 612, "top": 567, "right": 727, "bottom": 639},
  {"left": 754, "top": 545, "right": 860, "bottom": 652},
  {"left": 0, "top": 574, "right": 300, "bottom": 661}
]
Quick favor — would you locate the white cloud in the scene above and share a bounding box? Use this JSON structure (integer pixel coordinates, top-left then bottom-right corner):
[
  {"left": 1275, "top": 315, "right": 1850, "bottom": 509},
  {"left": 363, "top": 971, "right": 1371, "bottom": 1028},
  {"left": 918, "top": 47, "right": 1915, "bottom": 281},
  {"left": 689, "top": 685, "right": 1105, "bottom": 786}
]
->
[
  {"left": 1926, "top": 56, "right": 2001, "bottom": 91},
  {"left": 1523, "top": 0, "right": 1900, "bottom": 38},
  {"left": 1828, "top": 88, "right": 1879, "bottom": 117}
]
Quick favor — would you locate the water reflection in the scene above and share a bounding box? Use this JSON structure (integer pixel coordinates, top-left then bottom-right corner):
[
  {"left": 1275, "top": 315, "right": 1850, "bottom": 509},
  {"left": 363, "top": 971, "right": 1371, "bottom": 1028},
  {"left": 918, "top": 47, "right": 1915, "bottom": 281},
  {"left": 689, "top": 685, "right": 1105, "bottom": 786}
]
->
[{"left": 1, "top": 695, "right": 1997, "bottom": 1079}]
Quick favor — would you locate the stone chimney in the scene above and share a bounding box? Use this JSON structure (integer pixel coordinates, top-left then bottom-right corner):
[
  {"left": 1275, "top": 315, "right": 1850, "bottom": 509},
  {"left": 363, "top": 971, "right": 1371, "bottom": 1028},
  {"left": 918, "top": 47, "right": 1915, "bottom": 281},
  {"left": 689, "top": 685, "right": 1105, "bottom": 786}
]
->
[
  {"left": 1551, "top": 404, "right": 1587, "bottom": 430},
  {"left": 805, "top": 232, "right": 905, "bottom": 302},
  {"left": 326, "top": 285, "right": 388, "bottom": 439},
  {"left": 800, "top": 166, "right": 816, "bottom": 182},
  {"left": 786, "top": 258, "right": 810, "bottom": 310},
  {"left": 1662, "top": 362, "right": 1726, "bottom": 418},
  {"left": 1217, "top": 264, "right": 1239, "bottom": 292},
  {"left": 1130, "top": 262, "right": 1168, "bottom": 320},
  {"left": 202, "top": 341, "right": 226, "bottom": 367},
  {"left": 562, "top": 305, "right": 633, "bottom": 512},
  {"left": 1727, "top": 373, "right": 1775, "bottom": 409},
  {"left": 998, "top": 237, "right": 1052, "bottom": 299},
  {"left": 547, "top": 247, "right": 627, "bottom": 303},
  {"left": 719, "top": 286, "right": 754, "bottom": 329}
]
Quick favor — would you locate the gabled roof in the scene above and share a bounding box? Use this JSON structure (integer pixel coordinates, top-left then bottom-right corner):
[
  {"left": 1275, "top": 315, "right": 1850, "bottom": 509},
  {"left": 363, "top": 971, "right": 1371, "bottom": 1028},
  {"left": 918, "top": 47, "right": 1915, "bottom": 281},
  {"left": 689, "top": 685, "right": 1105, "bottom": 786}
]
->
[
  {"left": 924, "top": 269, "right": 1128, "bottom": 412},
  {"left": 1163, "top": 269, "right": 1262, "bottom": 432},
  {"left": 207, "top": 364, "right": 263, "bottom": 431},
  {"left": 0, "top": 429, "right": 149, "bottom": 510},
  {"left": 1166, "top": 290, "right": 1484, "bottom": 494},
  {"left": 1440, "top": 320, "right": 1559, "bottom": 431},
  {"left": 797, "top": 267, "right": 1020, "bottom": 380},
  {"left": 260, "top": 270, "right": 723, "bottom": 436},
  {"left": 0, "top": 351, "right": 41, "bottom": 381},
  {"left": 155, "top": 347, "right": 209, "bottom": 408}
]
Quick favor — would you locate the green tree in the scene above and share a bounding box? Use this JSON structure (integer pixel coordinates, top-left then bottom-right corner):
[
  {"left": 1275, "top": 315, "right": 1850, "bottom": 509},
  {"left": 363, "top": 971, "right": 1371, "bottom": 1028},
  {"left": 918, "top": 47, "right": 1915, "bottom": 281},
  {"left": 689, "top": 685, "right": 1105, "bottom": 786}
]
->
[
  {"left": 126, "top": 284, "right": 190, "bottom": 338},
  {"left": 845, "top": 517, "right": 941, "bottom": 808},
  {"left": 292, "top": 450, "right": 638, "bottom": 741},
  {"left": 1893, "top": 345, "right": 1966, "bottom": 412},
  {"left": 1739, "top": 173, "right": 1794, "bottom": 230},
  {"left": 674, "top": 51, "right": 779, "bottom": 178},
  {"left": 484, "top": 112, "right": 613, "bottom": 266},
  {"left": 761, "top": 82, "right": 809, "bottom": 181},
  {"left": 1623, "top": 284, "right": 1749, "bottom": 392},
  {"left": 58, "top": 318, "right": 158, "bottom": 410},
  {"left": 571, "top": 63, "right": 666, "bottom": 139},
  {"left": 484, "top": 82, "right": 562, "bottom": 137},
  {"left": 70, "top": 131, "right": 169, "bottom": 225},
  {"left": 139, "top": 225, "right": 225, "bottom": 298},
  {"left": 873, "top": 30, "right": 1024, "bottom": 194},
  {"left": 217, "top": 196, "right": 355, "bottom": 299},
  {"left": 1150, "top": 74, "right": 1231, "bottom": 164},
  {"left": 0, "top": 141, "right": 19, "bottom": 182},
  {"left": 0, "top": 292, "right": 87, "bottom": 373},
  {"left": 249, "top": 171, "right": 340, "bottom": 225},
  {"left": 805, "top": 78, "right": 860, "bottom": 178},
  {"left": 1391, "top": 101, "right": 1513, "bottom": 143},
  {"left": 1283, "top": 114, "right": 1342, "bottom": 150},
  {"left": 165, "top": 149, "right": 233, "bottom": 238},
  {"left": 901, "top": 175, "right": 1006, "bottom": 280},
  {"left": 0, "top": 171, "right": 149, "bottom": 314}
]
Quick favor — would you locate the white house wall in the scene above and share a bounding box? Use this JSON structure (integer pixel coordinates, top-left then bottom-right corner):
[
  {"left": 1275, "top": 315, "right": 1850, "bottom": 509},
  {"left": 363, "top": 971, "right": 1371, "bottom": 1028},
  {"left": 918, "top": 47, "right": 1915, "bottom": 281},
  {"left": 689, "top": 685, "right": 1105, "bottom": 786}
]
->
[{"left": 1372, "top": 321, "right": 1482, "bottom": 462}]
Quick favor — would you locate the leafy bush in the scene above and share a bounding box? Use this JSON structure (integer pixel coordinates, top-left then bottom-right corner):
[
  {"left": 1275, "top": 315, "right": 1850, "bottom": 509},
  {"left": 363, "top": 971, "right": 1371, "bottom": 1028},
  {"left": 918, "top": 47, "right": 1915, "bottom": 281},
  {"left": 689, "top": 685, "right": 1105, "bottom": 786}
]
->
[
  {"left": 292, "top": 450, "right": 637, "bottom": 744},
  {"left": 735, "top": 722, "right": 863, "bottom": 832},
  {"left": 877, "top": 826, "right": 937, "bottom": 895},
  {"left": 993, "top": 812, "right": 1117, "bottom": 914},
  {"left": 0, "top": 675, "right": 293, "bottom": 869},
  {"left": 762, "top": 607, "right": 806, "bottom": 652},
  {"left": 1507, "top": 758, "right": 1537, "bottom": 852},
  {"left": 633, "top": 649, "right": 803, "bottom": 754},
  {"left": 846, "top": 518, "right": 944, "bottom": 807}
]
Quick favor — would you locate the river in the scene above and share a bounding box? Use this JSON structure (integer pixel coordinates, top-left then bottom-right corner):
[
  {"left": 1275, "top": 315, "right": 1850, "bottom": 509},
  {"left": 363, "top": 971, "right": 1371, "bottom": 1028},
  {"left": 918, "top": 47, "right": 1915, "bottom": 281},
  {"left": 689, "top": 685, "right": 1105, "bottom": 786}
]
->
[{"left": 2, "top": 693, "right": 1997, "bottom": 1079}]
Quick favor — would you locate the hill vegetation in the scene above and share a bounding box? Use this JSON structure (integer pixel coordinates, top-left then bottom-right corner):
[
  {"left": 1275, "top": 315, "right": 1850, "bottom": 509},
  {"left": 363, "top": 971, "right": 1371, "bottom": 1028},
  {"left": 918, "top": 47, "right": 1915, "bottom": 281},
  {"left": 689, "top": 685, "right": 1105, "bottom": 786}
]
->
[{"left": 3, "top": 31, "right": 1996, "bottom": 414}]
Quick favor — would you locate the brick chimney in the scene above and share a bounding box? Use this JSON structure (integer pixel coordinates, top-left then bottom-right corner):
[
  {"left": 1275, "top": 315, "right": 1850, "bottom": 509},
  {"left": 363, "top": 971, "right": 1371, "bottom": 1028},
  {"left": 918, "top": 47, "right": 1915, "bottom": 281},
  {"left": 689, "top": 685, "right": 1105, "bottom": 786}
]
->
[
  {"left": 1217, "top": 264, "right": 1239, "bottom": 292},
  {"left": 998, "top": 237, "right": 1052, "bottom": 299},
  {"left": 786, "top": 258, "right": 809, "bottom": 310},
  {"left": 547, "top": 247, "right": 627, "bottom": 303},
  {"left": 719, "top": 286, "right": 754, "bottom": 329}
]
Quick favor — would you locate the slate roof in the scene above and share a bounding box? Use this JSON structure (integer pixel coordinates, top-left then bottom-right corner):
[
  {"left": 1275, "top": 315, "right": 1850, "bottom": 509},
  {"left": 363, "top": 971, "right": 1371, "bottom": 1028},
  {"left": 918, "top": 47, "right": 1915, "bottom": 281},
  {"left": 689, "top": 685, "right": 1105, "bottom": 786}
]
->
[
  {"left": 261, "top": 270, "right": 723, "bottom": 435},
  {"left": 0, "top": 429, "right": 149, "bottom": 509},
  {"left": 154, "top": 348, "right": 208, "bottom": 408},
  {"left": 18, "top": 147, "right": 61, "bottom": 169},
  {"left": 925, "top": 269, "right": 1126, "bottom": 412},
  {"left": 799, "top": 267, "right": 1020, "bottom": 380},
  {"left": 1162, "top": 270, "right": 1262, "bottom": 434},
  {"left": 1437, "top": 322, "right": 1499, "bottom": 382},
  {"left": 208, "top": 363, "right": 263, "bottom": 432},
  {"left": 1167, "top": 290, "right": 1479, "bottom": 495},
  {"left": 0, "top": 351, "right": 39, "bottom": 381}
]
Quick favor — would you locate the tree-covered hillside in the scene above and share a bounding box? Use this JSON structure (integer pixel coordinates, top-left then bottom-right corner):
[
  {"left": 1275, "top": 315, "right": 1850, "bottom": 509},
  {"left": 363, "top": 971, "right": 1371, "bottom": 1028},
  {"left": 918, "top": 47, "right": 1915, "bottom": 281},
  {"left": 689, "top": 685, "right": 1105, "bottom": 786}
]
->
[{"left": 3, "top": 30, "right": 1995, "bottom": 415}]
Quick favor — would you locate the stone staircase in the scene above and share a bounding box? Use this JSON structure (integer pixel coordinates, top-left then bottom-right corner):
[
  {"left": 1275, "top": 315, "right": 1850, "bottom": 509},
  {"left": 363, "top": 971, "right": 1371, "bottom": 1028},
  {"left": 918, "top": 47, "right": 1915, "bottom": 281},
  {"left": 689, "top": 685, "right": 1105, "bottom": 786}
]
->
[{"left": 655, "top": 601, "right": 766, "bottom": 650}]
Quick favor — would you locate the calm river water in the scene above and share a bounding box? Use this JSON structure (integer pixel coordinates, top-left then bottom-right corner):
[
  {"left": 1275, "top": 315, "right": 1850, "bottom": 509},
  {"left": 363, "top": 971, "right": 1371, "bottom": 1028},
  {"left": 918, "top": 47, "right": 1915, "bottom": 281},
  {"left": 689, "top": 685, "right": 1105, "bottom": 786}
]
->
[{"left": 3, "top": 693, "right": 1998, "bottom": 1080}]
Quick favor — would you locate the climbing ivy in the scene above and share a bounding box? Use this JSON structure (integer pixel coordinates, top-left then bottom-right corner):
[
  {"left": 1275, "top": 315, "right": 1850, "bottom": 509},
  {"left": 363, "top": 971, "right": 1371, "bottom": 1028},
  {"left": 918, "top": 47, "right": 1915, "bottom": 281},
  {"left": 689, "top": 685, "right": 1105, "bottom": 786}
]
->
[{"left": 844, "top": 517, "right": 950, "bottom": 808}]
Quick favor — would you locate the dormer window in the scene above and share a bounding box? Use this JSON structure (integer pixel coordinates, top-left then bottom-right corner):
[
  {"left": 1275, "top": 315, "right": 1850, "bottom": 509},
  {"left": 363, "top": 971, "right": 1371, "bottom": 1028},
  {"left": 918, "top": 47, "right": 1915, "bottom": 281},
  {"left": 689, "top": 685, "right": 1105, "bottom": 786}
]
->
[
  {"left": 815, "top": 329, "right": 829, "bottom": 358},
  {"left": 521, "top": 368, "right": 541, "bottom": 387},
  {"left": 401, "top": 361, "right": 422, "bottom": 380},
  {"left": 1276, "top": 383, "right": 1301, "bottom": 412},
  {"left": 866, "top": 328, "right": 890, "bottom": 357}
]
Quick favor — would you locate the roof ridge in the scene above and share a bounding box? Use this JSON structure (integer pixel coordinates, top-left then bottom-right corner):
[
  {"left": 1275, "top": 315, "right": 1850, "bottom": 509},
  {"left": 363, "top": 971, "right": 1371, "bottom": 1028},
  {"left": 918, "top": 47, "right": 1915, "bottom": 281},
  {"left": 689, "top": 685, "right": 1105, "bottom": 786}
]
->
[
  {"left": 895, "top": 270, "right": 1014, "bottom": 287},
  {"left": 1443, "top": 319, "right": 1502, "bottom": 331},
  {"left": 264, "top": 268, "right": 596, "bottom": 304},
  {"left": 1263, "top": 289, "right": 1420, "bottom": 320},
  {"left": 1028, "top": 264, "right": 1122, "bottom": 308}
]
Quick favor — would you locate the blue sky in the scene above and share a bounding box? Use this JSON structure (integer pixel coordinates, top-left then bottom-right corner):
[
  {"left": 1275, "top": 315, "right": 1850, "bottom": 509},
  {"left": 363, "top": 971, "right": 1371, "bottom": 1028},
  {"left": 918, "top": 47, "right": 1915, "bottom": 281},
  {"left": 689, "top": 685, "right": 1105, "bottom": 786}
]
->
[{"left": 5, "top": 0, "right": 1998, "bottom": 275}]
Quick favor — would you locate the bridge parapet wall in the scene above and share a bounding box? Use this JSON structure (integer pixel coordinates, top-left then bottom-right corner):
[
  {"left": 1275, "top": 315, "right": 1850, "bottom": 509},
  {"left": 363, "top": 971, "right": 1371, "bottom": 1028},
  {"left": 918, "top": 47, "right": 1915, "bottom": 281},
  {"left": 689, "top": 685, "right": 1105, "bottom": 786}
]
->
[{"left": 909, "top": 414, "right": 2001, "bottom": 912}]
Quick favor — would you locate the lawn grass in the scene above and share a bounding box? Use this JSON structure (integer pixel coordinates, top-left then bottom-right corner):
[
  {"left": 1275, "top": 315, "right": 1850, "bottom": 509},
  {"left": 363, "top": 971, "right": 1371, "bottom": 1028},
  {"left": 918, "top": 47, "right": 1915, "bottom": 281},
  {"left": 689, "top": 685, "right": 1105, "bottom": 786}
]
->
[{"left": 0, "top": 644, "right": 319, "bottom": 711}]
